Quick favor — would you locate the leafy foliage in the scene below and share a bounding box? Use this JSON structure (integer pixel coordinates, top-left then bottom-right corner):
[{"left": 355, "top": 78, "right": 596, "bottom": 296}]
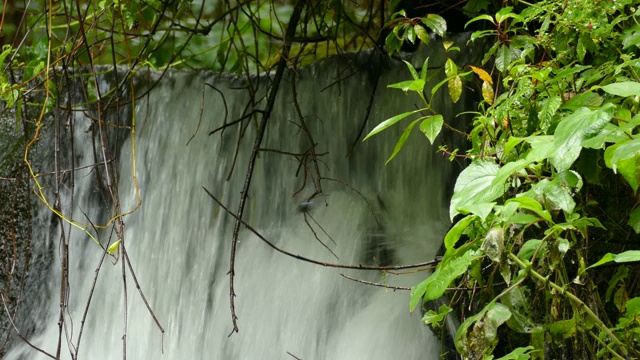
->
[{"left": 367, "top": 0, "right": 640, "bottom": 357}]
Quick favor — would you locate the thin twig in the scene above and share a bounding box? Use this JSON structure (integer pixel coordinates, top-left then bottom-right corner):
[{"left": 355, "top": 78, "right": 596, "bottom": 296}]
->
[
  {"left": 226, "top": 0, "right": 306, "bottom": 335},
  {"left": 203, "top": 186, "right": 442, "bottom": 271}
]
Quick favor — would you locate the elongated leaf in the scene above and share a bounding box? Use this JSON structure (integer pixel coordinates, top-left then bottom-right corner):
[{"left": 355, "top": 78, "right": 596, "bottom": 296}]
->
[
  {"left": 601, "top": 82, "right": 640, "bottom": 97},
  {"left": 444, "top": 215, "right": 477, "bottom": 251},
  {"left": 448, "top": 76, "right": 462, "bottom": 103},
  {"left": 414, "top": 24, "right": 430, "bottom": 45},
  {"left": 107, "top": 240, "right": 121, "bottom": 255},
  {"left": 420, "top": 57, "right": 430, "bottom": 81},
  {"left": 403, "top": 60, "right": 419, "bottom": 80},
  {"left": 482, "top": 81, "right": 494, "bottom": 104},
  {"left": 385, "top": 119, "right": 420, "bottom": 165},
  {"left": 363, "top": 108, "right": 424, "bottom": 140},
  {"left": 419, "top": 114, "right": 444, "bottom": 144},
  {"left": 465, "top": 14, "right": 495, "bottom": 28},
  {"left": 421, "top": 14, "right": 446, "bottom": 36},
  {"left": 450, "top": 161, "right": 504, "bottom": 220},
  {"left": 445, "top": 58, "right": 457, "bottom": 77},
  {"left": 424, "top": 250, "right": 477, "bottom": 301},
  {"left": 588, "top": 250, "right": 640, "bottom": 269},
  {"left": 470, "top": 65, "right": 493, "bottom": 84}
]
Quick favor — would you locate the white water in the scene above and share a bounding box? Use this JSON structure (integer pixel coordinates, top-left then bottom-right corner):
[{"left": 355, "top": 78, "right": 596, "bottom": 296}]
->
[{"left": 8, "top": 45, "right": 470, "bottom": 359}]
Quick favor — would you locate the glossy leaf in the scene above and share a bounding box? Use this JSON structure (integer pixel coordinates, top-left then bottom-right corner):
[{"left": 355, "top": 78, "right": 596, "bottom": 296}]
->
[
  {"left": 470, "top": 65, "right": 493, "bottom": 84},
  {"left": 414, "top": 24, "right": 430, "bottom": 45},
  {"left": 421, "top": 14, "right": 447, "bottom": 36},
  {"left": 419, "top": 114, "right": 444, "bottom": 144},
  {"left": 482, "top": 81, "right": 494, "bottom": 104},
  {"left": 445, "top": 58, "right": 457, "bottom": 77},
  {"left": 107, "top": 240, "right": 121, "bottom": 255},
  {"left": 448, "top": 76, "right": 462, "bottom": 103}
]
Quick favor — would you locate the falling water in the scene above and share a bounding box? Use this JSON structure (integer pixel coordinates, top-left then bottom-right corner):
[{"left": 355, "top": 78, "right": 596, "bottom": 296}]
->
[{"left": 7, "top": 35, "right": 476, "bottom": 359}]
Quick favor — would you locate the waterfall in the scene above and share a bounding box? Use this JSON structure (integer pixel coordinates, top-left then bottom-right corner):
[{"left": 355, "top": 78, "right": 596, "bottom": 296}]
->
[{"left": 7, "top": 35, "right": 475, "bottom": 360}]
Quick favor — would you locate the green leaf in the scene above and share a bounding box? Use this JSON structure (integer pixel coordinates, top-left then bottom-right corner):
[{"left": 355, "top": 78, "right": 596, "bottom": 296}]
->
[
  {"left": 628, "top": 207, "right": 640, "bottom": 234},
  {"left": 495, "top": 346, "right": 535, "bottom": 360},
  {"left": 414, "top": 24, "right": 430, "bottom": 45},
  {"left": 495, "top": 45, "right": 520, "bottom": 72},
  {"left": 421, "top": 14, "right": 447, "bottom": 37},
  {"left": 518, "top": 239, "right": 544, "bottom": 261},
  {"left": 482, "top": 81, "right": 494, "bottom": 105},
  {"left": 385, "top": 119, "right": 420, "bottom": 165},
  {"left": 445, "top": 58, "right": 457, "bottom": 77},
  {"left": 444, "top": 215, "right": 477, "bottom": 251},
  {"left": 385, "top": 32, "right": 401, "bottom": 55},
  {"left": 422, "top": 304, "right": 453, "bottom": 328},
  {"left": 402, "top": 60, "right": 419, "bottom": 80},
  {"left": 600, "top": 81, "right": 640, "bottom": 97},
  {"left": 420, "top": 57, "right": 429, "bottom": 81},
  {"left": 424, "top": 250, "right": 478, "bottom": 301},
  {"left": 588, "top": 250, "right": 640, "bottom": 269},
  {"left": 538, "top": 96, "right": 562, "bottom": 128},
  {"left": 364, "top": 108, "right": 424, "bottom": 140},
  {"left": 107, "top": 240, "right": 121, "bottom": 255},
  {"left": 450, "top": 161, "right": 504, "bottom": 220},
  {"left": 465, "top": 14, "right": 495, "bottom": 28},
  {"left": 419, "top": 114, "right": 444, "bottom": 144},
  {"left": 448, "top": 76, "right": 462, "bottom": 103},
  {"left": 460, "top": 202, "right": 495, "bottom": 222},
  {"left": 551, "top": 104, "right": 614, "bottom": 172},
  {"left": 387, "top": 79, "right": 426, "bottom": 92}
]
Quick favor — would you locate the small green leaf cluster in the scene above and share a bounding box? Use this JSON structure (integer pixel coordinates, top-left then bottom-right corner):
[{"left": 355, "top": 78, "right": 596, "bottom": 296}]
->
[{"left": 373, "top": 0, "right": 640, "bottom": 357}]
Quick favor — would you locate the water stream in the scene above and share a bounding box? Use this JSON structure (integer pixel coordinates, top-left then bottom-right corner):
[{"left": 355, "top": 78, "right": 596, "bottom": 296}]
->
[{"left": 8, "top": 35, "right": 475, "bottom": 359}]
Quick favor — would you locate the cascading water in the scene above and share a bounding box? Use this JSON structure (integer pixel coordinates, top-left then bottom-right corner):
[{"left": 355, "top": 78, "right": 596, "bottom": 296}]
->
[{"left": 7, "top": 35, "right": 476, "bottom": 359}]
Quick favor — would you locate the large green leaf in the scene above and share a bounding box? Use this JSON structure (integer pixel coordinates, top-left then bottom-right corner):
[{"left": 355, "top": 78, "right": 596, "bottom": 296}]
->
[
  {"left": 601, "top": 81, "right": 640, "bottom": 97},
  {"left": 450, "top": 161, "right": 505, "bottom": 220},
  {"left": 551, "top": 104, "right": 613, "bottom": 172},
  {"left": 421, "top": 14, "right": 447, "bottom": 37}
]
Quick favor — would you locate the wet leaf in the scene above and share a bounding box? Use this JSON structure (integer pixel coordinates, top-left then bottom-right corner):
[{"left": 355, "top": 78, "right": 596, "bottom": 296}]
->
[
  {"left": 482, "top": 81, "right": 494, "bottom": 104},
  {"left": 471, "top": 65, "right": 493, "bottom": 84},
  {"left": 448, "top": 75, "right": 462, "bottom": 103},
  {"left": 421, "top": 14, "right": 447, "bottom": 36},
  {"left": 414, "top": 24, "right": 430, "bottom": 45}
]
